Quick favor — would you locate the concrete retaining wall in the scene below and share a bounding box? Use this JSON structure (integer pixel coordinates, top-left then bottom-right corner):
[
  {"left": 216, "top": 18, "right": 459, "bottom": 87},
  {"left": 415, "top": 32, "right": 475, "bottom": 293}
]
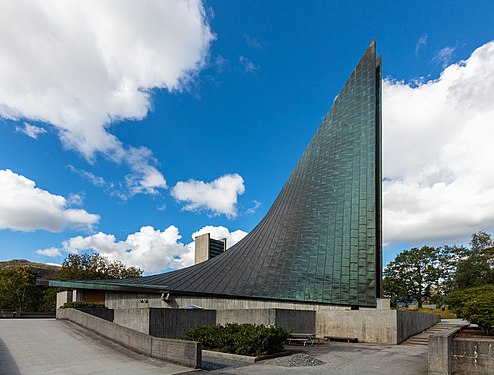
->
[
  {"left": 114, "top": 308, "right": 150, "bottom": 334},
  {"left": 77, "top": 308, "right": 114, "bottom": 322},
  {"left": 150, "top": 308, "right": 216, "bottom": 339},
  {"left": 56, "top": 308, "right": 201, "bottom": 368},
  {"left": 217, "top": 309, "right": 315, "bottom": 333},
  {"left": 452, "top": 337, "right": 494, "bottom": 374},
  {"left": 396, "top": 310, "right": 441, "bottom": 344},
  {"left": 317, "top": 310, "right": 439, "bottom": 344}
]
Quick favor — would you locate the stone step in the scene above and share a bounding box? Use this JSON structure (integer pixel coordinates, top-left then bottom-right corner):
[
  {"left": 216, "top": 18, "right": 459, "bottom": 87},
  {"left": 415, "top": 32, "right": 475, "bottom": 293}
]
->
[{"left": 401, "top": 321, "right": 467, "bottom": 346}]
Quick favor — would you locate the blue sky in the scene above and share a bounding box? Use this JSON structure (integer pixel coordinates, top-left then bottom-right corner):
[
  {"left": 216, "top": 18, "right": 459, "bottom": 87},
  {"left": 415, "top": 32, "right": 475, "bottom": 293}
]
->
[{"left": 1, "top": 1, "right": 494, "bottom": 273}]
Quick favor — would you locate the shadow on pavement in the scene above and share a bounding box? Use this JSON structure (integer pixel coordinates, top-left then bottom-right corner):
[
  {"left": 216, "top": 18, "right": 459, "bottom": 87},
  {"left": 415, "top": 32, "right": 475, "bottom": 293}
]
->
[{"left": 0, "top": 337, "right": 22, "bottom": 375}]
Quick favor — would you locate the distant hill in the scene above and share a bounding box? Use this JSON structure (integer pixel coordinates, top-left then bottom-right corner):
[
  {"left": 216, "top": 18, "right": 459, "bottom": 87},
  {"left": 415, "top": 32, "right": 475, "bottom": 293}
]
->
[{"left": 0, "top": 259, "right": 60, "bottom": 279}]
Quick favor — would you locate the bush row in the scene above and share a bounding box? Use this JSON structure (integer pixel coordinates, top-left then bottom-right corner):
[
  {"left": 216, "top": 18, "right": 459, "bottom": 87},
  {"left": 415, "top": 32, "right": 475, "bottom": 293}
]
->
[
  {"left": 61, "top": 301, "right": 108, "bottom": 309},
  {"left": 180, "top": 323, "right": 289, "bottom": 356}
]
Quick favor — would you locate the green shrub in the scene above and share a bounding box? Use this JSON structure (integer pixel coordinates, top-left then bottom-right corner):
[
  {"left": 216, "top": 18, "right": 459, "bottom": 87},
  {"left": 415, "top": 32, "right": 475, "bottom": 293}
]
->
[
  {"left": 61, "top": 301, "right": 108, "bottom": 309},
  {"left": 446, "top": 285, "right": 494, "bottom": 335},
  {"left": 180, "top": 323, "right": 289, "bottom": 356}
]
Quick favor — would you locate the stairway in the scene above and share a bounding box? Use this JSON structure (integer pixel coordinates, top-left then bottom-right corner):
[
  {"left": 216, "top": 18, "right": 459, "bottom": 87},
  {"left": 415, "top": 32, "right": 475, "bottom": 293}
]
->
[{"left": 402, "top": 320, "right": 468, "bottom": 346}]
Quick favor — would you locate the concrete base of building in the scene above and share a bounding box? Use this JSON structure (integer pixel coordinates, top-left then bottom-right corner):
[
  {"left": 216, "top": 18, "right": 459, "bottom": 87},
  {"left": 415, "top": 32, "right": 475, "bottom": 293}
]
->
[
  {"left": 318, "top": 309, "right": 440, "bottom": 344},
  {"left": 62, "top": 290, "right": 438, "bottom": 345}
]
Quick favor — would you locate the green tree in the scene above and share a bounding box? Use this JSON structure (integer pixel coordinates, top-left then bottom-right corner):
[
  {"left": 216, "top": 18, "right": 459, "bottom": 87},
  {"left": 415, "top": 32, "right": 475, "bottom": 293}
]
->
[
  {"left": 470, "top": 230, "right": 494, "bottom": 252},
  {"left": 446, "top": 285, "right": 494, "bottom": 335},
  {"left": 450, "top": 231, "right": 494, "bottom": 290},
  {"left": 383, "top": 246, "right": 446, "bottom": 308},
  {"left": 0, "top": 267, "right": 42, "bottom": 312},
  {"left": 56, "top": 253, "right": 142, "bottom": 280}
]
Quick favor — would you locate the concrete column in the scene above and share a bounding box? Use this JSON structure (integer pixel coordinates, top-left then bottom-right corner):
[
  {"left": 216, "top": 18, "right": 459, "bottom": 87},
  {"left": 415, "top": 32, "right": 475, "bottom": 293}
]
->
[
  {"left": 376, "top": 298, "right": 391, "bottom": 310},
  {"left": 194, "top": 233, "right": 210, "bottom": 264},
  {"left": 428, "top": 327, "right": 461, "bottom": 375}
]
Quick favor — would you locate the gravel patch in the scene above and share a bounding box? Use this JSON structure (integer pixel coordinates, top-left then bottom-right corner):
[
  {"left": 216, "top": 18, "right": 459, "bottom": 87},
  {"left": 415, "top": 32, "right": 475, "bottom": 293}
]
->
[{"left": 264, "top": 353, "right": 325, "bottom": 367}]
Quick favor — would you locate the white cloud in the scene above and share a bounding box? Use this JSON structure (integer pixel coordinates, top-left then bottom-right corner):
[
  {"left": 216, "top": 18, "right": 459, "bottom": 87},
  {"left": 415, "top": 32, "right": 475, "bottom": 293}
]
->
[
  {"left": 67, "top": 165, "right": 107, "bottom": 188},
  {"left": 239, "top": 56, "right": 260, "bottom": 73},
  {"left": 383, "top": 40, "right": 494, "bottom": 244},
  {"left": 0, "top": 0, "right": 213, "bottom": 195},
  {"left": 40, "top": 224, "right": 248, "bottom": 273},
  {"left": 415, "top": 35, "right": 428, "bottom": 55},
  {"left": 59, "top": 226, "right": 192, "bottom": 273},
  {"left": 0, "top": 169, "right": 99, "bottom": 232},
  {"left": 244, "top": 35, "right": 265, "bottom": 50},
  {"left": 67, "top": 193, "right": 84, "bottom": 207},
  {"left": 246, "top": 200, "right": 261, "bottom": 215},
  {"left": 15, "top": 122, "right": 47, "bottom": 139},
  {"left": 171, "top": 174, "right": 246, "bottom": 218},
  {"left": 431, "top": 46, "right": 456, "bottom": 67},
  {"left": 190, "top": 225, "right": 248, "bottom": 249},
  {"left": 36, "top": 247, "right": 62, "bottom": 257}
]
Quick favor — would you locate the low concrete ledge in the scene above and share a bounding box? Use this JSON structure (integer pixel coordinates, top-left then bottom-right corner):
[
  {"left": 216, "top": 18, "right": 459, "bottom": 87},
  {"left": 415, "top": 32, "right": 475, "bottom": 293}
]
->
[
  {"left": 203, "top": 349, "right": 294, "bottom": 363},
  {"left": 56, "top": 308, "right": 201, "bottom": 368},
  {"left": 428, "top": 326, "right": 463, "bottom": 375}
]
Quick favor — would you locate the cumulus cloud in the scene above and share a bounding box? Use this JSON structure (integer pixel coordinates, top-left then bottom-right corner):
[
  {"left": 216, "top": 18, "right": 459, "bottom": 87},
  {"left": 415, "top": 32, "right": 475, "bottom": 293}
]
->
[
  {"left": 15, "top": 122, "right": 47, "bottom": 139},
  {"left": 383, "top": 40, "right": 494, "bottom": 244},
  {"left": 171, "top": 174, "right": 246, "bottom": 218},
  {"left": 0, "top": 0, "right": 213, "bottom": 195},
  {"left": 0, "top": 169, "right": 99, "bottom": 232},
  {"left": 36, "top": 247, "right": 62, "bottom": 257},
  {"left": 190, "top": 225, "right": 248, "bottom": 248},
  {"left": 38, "top": 224, "right": 248, "bottom": 273},
  {"left": 59, "top": 226, "right": 192, "bottom": 273}
]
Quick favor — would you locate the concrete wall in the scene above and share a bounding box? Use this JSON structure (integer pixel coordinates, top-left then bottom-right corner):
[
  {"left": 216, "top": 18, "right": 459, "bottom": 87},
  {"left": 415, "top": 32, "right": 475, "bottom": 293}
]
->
[
  {"left": 56, "top": 290, "right": 72, "bottom": 309},
  {"left": 317, "top": 310, "right": 439, "bottom": 344},
  {"left": 105, "top": 291, "right": 350, "bottom": 311},
  {"left": 57, "top": 308, "right": 201, "bottom": 368},
  {"left": 216, "top": 309, "right": 315, "bottom": 333},
  {"left": 452, "top": 338, "right": 494, "bottom": 375},
  {"left": 396, "top": 310, "right": 441, "bottom": 344},
  {"left": 114, "top": 308, "right": 150, "bottom": 334},
  {"left": 77, "top": 308, "right": 114, "bottom": 322},
  {"left": 150, "top": 308, "right": 216, "bottom": 339}
]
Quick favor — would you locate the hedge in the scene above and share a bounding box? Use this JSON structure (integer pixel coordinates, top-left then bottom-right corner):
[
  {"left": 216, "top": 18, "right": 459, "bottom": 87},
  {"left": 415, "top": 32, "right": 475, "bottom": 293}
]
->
[
  {"left": 61, "top": 301, "right": 108, "bottom": 309},
  {"left": 180, "top": 323, "right": 289, "bottom": 356}
]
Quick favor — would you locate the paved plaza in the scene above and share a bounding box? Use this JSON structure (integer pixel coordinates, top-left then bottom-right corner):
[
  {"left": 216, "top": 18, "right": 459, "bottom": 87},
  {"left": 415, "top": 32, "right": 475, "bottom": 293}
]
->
[
  {"left": 0, "top": 319, "right": 191, "bottom": 375},
  {"left": 1, "top": 318, "right": 431, "bottom": 375}
]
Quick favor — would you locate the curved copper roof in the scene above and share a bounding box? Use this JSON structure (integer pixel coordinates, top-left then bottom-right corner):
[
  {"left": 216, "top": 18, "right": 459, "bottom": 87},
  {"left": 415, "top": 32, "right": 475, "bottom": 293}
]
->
[{"left": 53, "top": 41, "right": 382, "bottom": 307}]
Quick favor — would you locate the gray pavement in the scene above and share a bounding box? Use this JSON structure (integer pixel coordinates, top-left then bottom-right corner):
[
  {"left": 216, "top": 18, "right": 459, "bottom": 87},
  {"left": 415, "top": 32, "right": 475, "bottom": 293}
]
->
[
  {"left": 228, "top": 341, "right": 429, "bottom": 375},
  {"left": 192, "top": 341, "right": 429, "bottom": 374},
  {"left": 0, "top": 319, "right": 192, "bottom": 375},
  {"left": 1, "top": 318, "right": 433, "bottom": 375}
]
